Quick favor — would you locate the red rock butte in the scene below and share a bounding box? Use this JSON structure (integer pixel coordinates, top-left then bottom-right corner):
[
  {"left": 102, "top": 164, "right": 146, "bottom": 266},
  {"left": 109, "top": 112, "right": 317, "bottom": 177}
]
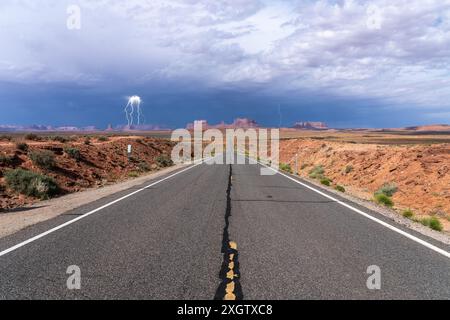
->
[{"left": 292, "top": 122, "right": 329, "bottom": 130}]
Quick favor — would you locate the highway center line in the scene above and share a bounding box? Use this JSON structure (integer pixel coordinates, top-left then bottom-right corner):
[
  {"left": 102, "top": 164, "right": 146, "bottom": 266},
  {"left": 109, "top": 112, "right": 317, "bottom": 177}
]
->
[
  {"left": 253, "top": 156, "right": 450, "bottom": 259},
  {"left": 0, "top": 158, "right": 209, "bottom": 258}
]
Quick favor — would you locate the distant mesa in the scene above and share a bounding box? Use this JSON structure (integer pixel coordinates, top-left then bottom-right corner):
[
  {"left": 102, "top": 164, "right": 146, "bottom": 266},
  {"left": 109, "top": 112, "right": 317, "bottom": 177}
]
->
[
  {"left": 187, "top": 118, "right": 259, "bottom": 130},
  {"left": 232, "top": 118, "right": 259, "bottom": 128},
  {"left": 403, "top": 124, "right": 450, "bottom": 132},
  {"left": 186, "top": 120, "right": 208, "bottom": 130},
  {"left": 292, "top": 122, "right": 329, "bottom": 130},
  {"left": 115, "top": 124, "right": 170, "bottom": 131},
  {"left": 0, "top": 124, "right": 170, "bottom": 133},
  {"left": 0, "top": 125, "right": 99, "bottom": 132}
]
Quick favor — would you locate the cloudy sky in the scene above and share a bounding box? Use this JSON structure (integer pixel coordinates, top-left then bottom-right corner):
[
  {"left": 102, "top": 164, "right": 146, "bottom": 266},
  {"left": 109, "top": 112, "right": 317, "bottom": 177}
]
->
[{"left": 0, "top": 0, "right": 449, "bottom": 128}]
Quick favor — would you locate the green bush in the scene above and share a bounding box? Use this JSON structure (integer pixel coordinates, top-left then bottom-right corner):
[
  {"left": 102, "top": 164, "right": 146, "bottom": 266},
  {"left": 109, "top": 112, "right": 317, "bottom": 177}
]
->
[
  {"left": 402, "top": 209, "right": 414, "bottom": 219},
  {"left": 309, "top": 165, "right": 324, "bottom": 179},
  {"left": 375, "top": 183, "right": 398, "bottom": 197},
  {"left": 84, "top": 137, "right": 91, "bottom": 145},
  {"left": 25, "top": 133, "right": 40, "bottom": 141},
  {"left": 64, "top": 147, "right": 81, "bottom": 160},
  {"left": 52, "top": 136, "right": 68, "bottom": 143},
  {"left": 320, "top": 178, "right": 331, "bottom": 186},
  {"left": 374, "top": 193, "right": 394, "bottom": 207},
  {"left": 128, "top": 171, "right": 139, "bottom": 178},
  {"left": 345, "top": 165, "right": 354, "bottom": 174},
  {"left": 335, "top": 185, "right": 346, "bottom": 193},
  {"left": 5, "top": 169, "right": 59, "bottom": 199},
  {"left": 0, "top": 153, "right": 14, "bottom": 166},
  {"left": 30, "top": 150, "right": 56, "bottom": 169},
  {"left": 0, "top": 135, "right": 12, "bottom": 141},
  {"left": 280, "top": 163, "right": 293, "bottom": 174},
  {"left": 16, "top": 142, "right": 29, "bottom": 152},
  {"left": 138, "top": 161, "right": 151, "bottom": 172},
  {"left": 429, "top": 218, "right": 443, "bottom": 232},
  {"left": 156, "top": 155, "right": 174, "bottom": 167},
  {"left": 420, "top": 217, "right": 443, "bottom": 232},
  {"left": 97, "top": 136, "right": 109, "bottom": 142}
]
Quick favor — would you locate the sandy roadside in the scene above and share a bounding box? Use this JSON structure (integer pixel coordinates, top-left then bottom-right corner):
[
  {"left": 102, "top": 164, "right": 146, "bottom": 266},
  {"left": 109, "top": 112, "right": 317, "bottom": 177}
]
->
[{"left": 0, "top": 164, "right": 187, "bottom": 239}]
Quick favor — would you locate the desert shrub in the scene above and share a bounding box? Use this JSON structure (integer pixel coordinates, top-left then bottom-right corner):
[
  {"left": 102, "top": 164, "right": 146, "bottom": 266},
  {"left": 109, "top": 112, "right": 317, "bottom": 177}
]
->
[
  {"left": 375, "top": 183, "right": 398, "bottom": 197},
  {"left": 420, "top": 217, "right": 443, "bottom": 232},
  {"left": 345, "top": 165, "right": 354, "bottom": 174},
  {"left": 98, "top": 136, "right": 109, "bottom": 142},
  {"left": 320, "top": 178, "right": 331, "bottom": 186},
  {"left": 128, "top": 171, "right": 139, "bottom": 178},
  {"left": 335, "top": 185, "right": 346, "bottom": 193},
  {"left": 25, "top": 133, "right": 39, "bottom": 141},
  {"left": 429, "top": 218, "right": 443, "bottom": 232},
  {"left": 5, "top": 169, "right": 59, "bottom": 199},
  {"left": 0, "top": 153, "right": 15, "bottom": 166},
  {"left": 64, "top": 147, "right": 81, "bottom": 160},
  {"left": 156, "top": 155, "right": 174, "bottom": 167},
  {"left": 30, "top": 150, "right": 56, "bottom": 169},
  {"left": 309, "top": 165, "right": 324, "bottom": 179},
  {"left": 52, "top": 136, "right": 68, "bottom": 143},
  {"left": 84, "top": 137, "right": 91, "bottom": 145},
  {"left": 16, "top": 142, "right": 29, "bottom": 152},
  {"left": 138, "top": 161, "right": 150, "bottom": 172},
  {"left": 0, "top": 135, "right": 12, "bottom": 141},
  {"left": 128, "top": 156, "right": 138, "bottom": 163},
  {"left": 374, "top": 193, "right": 394, "bottom": 207},
  {"left": 280, "top": 163, "right": 293, "bottom": 174},
  {"left": 402, "top": 209, "right": 414, "bottom": 219},
  {"left": 301, "top": 163, "right": 309, "bottom": 170}
]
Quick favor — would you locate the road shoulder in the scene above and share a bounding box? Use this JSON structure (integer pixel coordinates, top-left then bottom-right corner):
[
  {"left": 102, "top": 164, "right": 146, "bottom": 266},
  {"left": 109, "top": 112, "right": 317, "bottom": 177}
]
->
[{"left": 0, "top": 164, "right": 187, "bottom": 239}]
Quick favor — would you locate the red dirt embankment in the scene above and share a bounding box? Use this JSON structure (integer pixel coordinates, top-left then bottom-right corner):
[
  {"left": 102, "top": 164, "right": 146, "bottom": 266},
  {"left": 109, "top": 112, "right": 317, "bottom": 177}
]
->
[
  {"left": 0, "top": 136, "right": 174, "bottom": 210},
  {"left": 280, "top": 139, "right": 450, "bottom": 231}
]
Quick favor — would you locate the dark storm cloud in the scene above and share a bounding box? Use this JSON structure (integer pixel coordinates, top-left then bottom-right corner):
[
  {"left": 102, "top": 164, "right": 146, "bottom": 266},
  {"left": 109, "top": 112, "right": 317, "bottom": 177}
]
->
[{"left": 0, "top": 0, "right": 449, "bottom": 127}]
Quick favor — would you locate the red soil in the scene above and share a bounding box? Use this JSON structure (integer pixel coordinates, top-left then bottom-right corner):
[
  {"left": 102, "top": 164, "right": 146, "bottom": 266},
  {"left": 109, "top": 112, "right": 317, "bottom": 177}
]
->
[
  {"left": 0, "top": 136, "right": 174, "bottom": 210},
  {"left": 280, "top": 139, "right": 450, "bottom": 232}
]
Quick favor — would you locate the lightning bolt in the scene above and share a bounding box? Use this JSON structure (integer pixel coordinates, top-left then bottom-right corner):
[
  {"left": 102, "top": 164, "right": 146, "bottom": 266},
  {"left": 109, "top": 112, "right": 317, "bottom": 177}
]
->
[{"left": 124, "top": 96, "right": 142, "bottom": 128}]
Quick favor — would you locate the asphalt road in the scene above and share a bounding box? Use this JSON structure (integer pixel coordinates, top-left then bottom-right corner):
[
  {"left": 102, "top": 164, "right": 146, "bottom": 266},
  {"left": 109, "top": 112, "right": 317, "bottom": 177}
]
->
[{"left": 0, "top": 154, "right": 449, "bottom": 299}]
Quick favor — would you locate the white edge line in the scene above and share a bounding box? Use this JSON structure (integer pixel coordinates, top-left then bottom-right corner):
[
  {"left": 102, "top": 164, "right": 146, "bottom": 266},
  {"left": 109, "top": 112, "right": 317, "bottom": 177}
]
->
[
  {"left": 243, "top": 153, "right": 450, "bottom": 259},
  {"left": 0, "top": 158, "right": 211, "bottom": 258}
]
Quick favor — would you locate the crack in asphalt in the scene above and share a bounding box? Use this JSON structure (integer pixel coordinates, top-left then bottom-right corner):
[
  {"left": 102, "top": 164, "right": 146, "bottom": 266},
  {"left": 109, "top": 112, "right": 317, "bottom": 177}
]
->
[{"left": 214, "top": 165, "right": 243, "bottom": 300}]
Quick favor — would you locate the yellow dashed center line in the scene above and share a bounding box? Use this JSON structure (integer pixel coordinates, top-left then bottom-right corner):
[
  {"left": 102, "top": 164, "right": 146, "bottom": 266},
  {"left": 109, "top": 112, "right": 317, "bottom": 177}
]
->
[
  {"left": 223, "top": 241, "right": 238, "bottom": 299},
  {"left": 225, "top": 282, "right": 236, "bottom": 300}
]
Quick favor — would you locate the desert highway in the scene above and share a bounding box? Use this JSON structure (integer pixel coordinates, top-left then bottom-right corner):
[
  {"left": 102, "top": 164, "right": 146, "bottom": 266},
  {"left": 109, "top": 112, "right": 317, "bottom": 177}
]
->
[{"left": 0, "top": 154, "right": 449, "bottom": 299}]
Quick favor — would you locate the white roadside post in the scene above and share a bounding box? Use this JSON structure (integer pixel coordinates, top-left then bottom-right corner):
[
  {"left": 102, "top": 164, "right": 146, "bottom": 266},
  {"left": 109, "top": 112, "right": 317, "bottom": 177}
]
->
[
  {"left": 127, "top": 144, "right": 132, "bottom": 160},
  {"left": 295, "top": 153, "right": 299, "bottom": 175}
]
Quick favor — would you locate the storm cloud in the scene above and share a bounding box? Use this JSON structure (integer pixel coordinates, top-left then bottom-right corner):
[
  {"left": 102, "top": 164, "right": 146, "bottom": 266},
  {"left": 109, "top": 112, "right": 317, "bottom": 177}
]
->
[{"left": 0, "top": 0, "right": 449, "bottom": 127}]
